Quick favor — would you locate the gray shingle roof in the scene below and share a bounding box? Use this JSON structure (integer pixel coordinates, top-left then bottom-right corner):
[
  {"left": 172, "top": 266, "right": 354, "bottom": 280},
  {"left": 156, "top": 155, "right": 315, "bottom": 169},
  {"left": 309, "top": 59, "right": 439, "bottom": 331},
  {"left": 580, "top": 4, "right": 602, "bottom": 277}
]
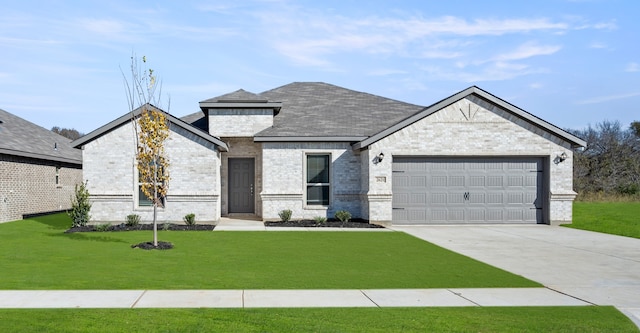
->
[
  {"left": 255, "top": 82, "right": 425, "bottom": 138},
  {"left": 200, "top": 89, "right": 266, "bottom": 103},
  {"left": 0, "top": 108, "right": 81, "bottom": 164}
]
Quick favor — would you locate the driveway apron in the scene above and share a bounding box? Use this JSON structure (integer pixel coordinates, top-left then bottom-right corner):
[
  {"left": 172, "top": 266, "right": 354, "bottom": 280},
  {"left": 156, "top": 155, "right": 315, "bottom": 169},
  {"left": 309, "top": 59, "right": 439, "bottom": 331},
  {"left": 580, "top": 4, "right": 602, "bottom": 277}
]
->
[{"left": 391, "top": 225, "right": 640, "bottom": 327}]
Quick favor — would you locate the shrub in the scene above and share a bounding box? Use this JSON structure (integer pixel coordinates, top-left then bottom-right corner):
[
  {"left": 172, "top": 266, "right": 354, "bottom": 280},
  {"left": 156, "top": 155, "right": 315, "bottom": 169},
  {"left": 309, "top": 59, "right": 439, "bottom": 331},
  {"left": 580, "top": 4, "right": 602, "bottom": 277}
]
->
[
  {"left": 334, "top": 210, "right": 351, "bottom": 223},
  {"left": 314, "top": 216, "right": 327, "bottom": 223},
  {"left": 95, "top": 223, "right": 111, "bottom": 232},
  {"left": 126, "top": 214, "right": 141, "bottom": 226},
  {"left": 68, "top": 181, "right": 91, "bottom": 227},
  {"left": 278, "top": 209, "right": 292, "bottom": 223},
  {"left": 183, "top": 213, "right": 196, "bottom": 225},
  {"left": 162, "top": 223, "right": 171, "bottom": 231}
]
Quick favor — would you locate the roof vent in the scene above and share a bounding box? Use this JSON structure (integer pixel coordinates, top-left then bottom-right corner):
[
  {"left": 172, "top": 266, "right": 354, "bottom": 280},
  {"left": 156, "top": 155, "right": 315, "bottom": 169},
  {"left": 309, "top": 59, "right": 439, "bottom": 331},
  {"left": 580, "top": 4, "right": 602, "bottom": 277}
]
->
[{"left": 54, "top": 142, "right": 58, "bottom": 151}]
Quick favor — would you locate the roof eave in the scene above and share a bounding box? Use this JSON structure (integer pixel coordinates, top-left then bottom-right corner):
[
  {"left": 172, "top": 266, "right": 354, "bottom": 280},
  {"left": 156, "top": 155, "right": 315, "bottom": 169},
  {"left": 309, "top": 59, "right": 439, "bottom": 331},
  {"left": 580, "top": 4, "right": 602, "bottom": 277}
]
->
[
  {"left": 254, "top": 136, "right": 367, "bottom": 143},
  {"left": 72, "top": 104, "right": 229, "bottom": 152},
  {"left": 0, "top": 148, "right": 82, "bottom": 165},
  {"left": 198, "top": 102, "right": 282, "bottom": 109}
]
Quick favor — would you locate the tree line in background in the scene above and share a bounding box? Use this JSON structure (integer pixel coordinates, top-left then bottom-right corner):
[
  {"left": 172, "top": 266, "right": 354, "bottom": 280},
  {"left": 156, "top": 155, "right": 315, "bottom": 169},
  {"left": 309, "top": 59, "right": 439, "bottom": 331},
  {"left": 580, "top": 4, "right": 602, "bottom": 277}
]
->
[
  {"left": 51, "top": 126, "right": 83, "bottom": 140},
  {"left": 569, "top": 120, "right": 640, "bottom": 199}
]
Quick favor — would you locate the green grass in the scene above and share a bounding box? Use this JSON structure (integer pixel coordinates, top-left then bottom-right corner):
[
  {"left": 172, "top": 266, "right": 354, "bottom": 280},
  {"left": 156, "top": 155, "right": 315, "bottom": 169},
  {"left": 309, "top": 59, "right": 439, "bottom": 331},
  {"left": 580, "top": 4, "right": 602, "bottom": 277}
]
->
[
  {"left": 0, "top": 307, "right": 637, "bottom": 332},
  {"left": 565, "top": 202, "right": 640, "bottom": 239},
  {"left": 0, "top": 213, "right": 538, "bottom": 289}
]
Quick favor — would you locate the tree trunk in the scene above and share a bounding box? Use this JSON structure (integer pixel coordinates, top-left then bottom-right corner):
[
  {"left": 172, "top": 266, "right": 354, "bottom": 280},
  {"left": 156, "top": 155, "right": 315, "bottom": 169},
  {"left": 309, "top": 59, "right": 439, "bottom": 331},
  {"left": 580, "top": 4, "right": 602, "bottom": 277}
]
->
[{"left": 153, "top": 161, "right": 158, "bottom": 247}]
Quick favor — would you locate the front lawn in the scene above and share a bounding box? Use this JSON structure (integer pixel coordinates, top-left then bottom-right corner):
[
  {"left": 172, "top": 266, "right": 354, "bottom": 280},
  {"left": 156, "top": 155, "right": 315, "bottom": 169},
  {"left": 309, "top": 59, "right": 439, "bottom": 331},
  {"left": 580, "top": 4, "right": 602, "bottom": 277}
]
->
[
  {"left": 0, "top": 213, "right": 539, "bottom": 289},
  {"left": 0, "top": 307, "right": 637, "bottom": 333},
  {"left": 566, "top": 202, "right": 640, "bottom": 239}
]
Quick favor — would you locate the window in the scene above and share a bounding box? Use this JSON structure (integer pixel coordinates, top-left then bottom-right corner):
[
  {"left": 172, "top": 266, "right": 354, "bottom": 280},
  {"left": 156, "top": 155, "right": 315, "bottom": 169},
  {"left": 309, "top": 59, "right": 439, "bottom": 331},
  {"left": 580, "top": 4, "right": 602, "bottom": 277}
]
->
[
  {"left": 306, "top": 154, "right": 330, "bottom": 206},
  {"left": 136, "top": 163, "right": 165, "bottom": 208},
  {"left": 55, "top": 167, "right": 60, "bottom": 185}
]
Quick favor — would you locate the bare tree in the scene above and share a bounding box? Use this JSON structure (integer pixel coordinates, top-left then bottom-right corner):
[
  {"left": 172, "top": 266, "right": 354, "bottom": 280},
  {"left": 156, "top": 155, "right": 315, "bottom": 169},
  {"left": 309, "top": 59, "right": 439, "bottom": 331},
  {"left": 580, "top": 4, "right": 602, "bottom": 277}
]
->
[
  {"left": 123, "top": 55, "right": 170, "bottom": 247},
  {"left": 570, "top": 120, "right": 640, "bottom": 197}
]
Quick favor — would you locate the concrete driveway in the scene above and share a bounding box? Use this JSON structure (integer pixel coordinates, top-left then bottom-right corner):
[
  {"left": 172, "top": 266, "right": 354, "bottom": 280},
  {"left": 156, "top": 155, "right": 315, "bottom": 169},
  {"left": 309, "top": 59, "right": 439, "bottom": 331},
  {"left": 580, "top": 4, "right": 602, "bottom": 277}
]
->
[{"left": 391, "top": 224, "right": 640, "bottom": 327}]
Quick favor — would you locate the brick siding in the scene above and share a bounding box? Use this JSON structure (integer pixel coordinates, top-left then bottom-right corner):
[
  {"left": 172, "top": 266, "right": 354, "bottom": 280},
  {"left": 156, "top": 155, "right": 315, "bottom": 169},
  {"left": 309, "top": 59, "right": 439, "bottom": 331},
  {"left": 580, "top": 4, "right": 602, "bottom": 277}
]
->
[{"left": 0, "top": 154, "right": 82, "bottom": 223}]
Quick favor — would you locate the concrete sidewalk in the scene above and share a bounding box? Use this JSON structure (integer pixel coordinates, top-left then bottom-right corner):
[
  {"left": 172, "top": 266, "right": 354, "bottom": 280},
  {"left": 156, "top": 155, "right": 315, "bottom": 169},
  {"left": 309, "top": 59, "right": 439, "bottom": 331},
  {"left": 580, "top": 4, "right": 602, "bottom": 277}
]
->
[
  {"left": 392, "top": 225, "right": 640, "bottom": 328},
  {"left": 0, "top": 288, "right": 588, "bottom": 309}
]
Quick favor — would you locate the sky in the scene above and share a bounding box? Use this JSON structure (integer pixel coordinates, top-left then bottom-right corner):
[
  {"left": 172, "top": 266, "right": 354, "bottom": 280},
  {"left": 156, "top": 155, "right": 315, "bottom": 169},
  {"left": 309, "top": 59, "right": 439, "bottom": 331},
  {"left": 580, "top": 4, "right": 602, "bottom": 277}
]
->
[{"left": 1, "top": 0, "right": 638, "bottom": 134}]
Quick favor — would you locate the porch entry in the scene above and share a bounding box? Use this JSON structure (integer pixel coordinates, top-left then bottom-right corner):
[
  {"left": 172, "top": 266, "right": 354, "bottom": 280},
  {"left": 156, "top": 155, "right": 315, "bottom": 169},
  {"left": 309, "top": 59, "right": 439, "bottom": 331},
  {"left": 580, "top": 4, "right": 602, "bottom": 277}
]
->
[{"left": 228, "top": 158, "right": 255, "bottom": 214}]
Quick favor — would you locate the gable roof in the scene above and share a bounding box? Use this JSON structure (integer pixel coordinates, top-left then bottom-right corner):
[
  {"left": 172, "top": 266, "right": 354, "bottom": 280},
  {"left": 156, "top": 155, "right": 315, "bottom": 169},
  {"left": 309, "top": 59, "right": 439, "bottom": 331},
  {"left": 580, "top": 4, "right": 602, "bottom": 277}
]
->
[
  {"left": 253, "top": 82, "right": 425, "bottom": 141},
  {"left": 353, "top": 86, "right": 587, "bottom": 150},
  {"left": 0, "top": 108, "right": 81, "bottom": 165},
  {"left": 72, "top": 104, "right": 228, "bottom": 151}
]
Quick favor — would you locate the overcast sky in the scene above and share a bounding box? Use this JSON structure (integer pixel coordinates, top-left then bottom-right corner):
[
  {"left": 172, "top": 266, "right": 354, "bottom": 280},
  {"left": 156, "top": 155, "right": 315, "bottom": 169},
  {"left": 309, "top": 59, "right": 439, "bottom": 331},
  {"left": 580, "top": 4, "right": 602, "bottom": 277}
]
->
[{"left": 1, "top": 0, "right": 638, "bottom": 134}]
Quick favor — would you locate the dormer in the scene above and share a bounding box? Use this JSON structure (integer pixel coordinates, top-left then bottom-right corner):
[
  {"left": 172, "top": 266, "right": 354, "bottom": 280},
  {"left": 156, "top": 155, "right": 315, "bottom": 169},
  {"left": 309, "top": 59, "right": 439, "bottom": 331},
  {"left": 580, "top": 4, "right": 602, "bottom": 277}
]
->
[{"left": 199, "top": 89, "right": 282, "bottom": 137}]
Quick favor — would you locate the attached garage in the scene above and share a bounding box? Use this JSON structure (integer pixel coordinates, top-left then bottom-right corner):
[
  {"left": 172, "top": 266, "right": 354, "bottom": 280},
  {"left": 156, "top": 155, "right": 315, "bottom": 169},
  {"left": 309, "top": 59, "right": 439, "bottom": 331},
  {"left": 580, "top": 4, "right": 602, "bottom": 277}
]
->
[{"left": 392, "top": 157, "right": 545, "bottom": 224}]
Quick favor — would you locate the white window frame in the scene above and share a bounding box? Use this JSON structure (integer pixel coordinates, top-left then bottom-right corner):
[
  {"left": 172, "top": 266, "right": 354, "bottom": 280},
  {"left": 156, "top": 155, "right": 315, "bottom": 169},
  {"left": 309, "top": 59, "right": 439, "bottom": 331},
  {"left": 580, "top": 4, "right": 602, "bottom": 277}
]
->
[
  {"left": 134, "top": 160, "right": 165, "bottom": 210},
  {"left": 304, "top": 153, "right": 331, "bottom": 207}
]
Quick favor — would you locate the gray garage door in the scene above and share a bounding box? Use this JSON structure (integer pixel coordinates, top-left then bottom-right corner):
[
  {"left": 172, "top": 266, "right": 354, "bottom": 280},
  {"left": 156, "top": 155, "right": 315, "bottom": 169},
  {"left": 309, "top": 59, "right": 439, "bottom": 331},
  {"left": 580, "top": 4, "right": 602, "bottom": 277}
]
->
[{"left": 392, "top": 157, "right": 544, "bottom": 224}]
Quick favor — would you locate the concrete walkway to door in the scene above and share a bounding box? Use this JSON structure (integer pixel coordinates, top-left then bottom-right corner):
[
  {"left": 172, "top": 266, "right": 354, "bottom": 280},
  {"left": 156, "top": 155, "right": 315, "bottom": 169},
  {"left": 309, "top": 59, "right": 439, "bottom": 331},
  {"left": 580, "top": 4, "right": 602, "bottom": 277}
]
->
[{"left": 391, "top": 224, "right": 640, "bottom": 327}]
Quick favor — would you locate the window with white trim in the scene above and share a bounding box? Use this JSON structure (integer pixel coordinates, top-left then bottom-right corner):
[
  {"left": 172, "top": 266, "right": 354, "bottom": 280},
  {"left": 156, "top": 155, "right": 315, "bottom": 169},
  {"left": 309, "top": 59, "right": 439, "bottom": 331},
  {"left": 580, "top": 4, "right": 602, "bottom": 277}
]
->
[
  {"left": 136, "top": 162, "right": 165, "bottom": 208},
  {"left": 306, "top": 154, "right": 330, "bottom": 206},
  {"left": 55, "top": 166, "right": 60, "bottom": 185}
]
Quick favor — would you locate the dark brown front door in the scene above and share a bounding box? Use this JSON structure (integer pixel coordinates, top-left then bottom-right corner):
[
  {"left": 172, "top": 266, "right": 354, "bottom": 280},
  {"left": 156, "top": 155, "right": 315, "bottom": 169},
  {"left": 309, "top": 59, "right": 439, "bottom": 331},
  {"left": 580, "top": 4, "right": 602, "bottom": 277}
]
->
[{"left": 228, "top": 158, "right": 255, "bottom": 213}]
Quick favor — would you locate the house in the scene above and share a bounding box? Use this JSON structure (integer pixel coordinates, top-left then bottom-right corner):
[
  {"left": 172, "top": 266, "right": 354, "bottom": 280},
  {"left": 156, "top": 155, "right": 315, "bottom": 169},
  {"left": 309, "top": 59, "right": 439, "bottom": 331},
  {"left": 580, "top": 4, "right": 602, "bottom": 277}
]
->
[
  {"left": 0, "top": 108, "right": 83, "bottom": 223},
  {"left": 72, "top": 83, "right": 585, "bottom": 225}
]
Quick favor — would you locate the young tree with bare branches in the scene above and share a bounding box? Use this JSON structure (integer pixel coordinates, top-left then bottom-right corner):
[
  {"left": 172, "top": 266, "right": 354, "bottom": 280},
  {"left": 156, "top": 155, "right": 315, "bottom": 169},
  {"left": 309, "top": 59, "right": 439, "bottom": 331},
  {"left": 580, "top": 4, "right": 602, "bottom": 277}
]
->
[{"left": 123, "top": 55, "right": 170, "bottom": 247}]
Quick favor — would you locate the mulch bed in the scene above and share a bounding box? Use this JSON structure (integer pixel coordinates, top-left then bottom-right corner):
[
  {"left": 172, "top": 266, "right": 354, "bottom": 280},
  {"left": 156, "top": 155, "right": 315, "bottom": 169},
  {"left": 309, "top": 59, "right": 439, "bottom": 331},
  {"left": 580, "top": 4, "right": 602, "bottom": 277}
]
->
[
  {"left": 131, "top": 241, "right": 174, "bottom": 250},
  {"left": 65, "top": 223, "right": 215, "bottom": 233},
  {"left": 264, "top": 219, "right": 385, "bottom": 228}
]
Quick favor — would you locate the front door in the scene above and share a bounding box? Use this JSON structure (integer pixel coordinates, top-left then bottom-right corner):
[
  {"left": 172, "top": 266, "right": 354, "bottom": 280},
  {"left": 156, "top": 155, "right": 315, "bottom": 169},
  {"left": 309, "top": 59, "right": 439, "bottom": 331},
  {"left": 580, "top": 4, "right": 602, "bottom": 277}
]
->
[{"left": 228, "top": 158, "right": 255, "bottom": 214}]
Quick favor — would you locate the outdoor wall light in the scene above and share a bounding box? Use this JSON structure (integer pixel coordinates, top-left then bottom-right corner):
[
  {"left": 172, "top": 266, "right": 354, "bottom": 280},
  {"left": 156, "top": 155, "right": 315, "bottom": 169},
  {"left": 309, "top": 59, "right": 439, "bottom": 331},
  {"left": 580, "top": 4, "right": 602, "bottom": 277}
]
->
[
  {"left": 554, "top": 152, "right": 568, "bottom": 164},
  {"left": 559, "top": 152, "right": 567, "bottom": 161},
  {"left": 373, "top": 152, "right": 385, "bottom": 164}
]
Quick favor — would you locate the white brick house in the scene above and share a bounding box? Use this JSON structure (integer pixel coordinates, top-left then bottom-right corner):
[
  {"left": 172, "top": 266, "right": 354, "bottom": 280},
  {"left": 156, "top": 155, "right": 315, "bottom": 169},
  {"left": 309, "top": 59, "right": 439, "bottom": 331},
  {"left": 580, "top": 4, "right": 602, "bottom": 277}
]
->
[{"left": 73, "top": 83, "right": 585, "bottom": 225}]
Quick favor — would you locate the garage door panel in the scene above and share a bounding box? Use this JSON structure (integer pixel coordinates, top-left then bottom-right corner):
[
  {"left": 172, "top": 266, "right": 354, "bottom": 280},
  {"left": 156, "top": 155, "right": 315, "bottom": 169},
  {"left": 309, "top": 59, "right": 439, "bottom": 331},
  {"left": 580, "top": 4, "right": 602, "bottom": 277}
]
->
[
  {"left": 449, "top": 176, "right": 465, "bottom": 186},
  {"left": 469, "top": 176, "right": 485, "bottom": 187},
  {"left": 487, "top": 176, "right": 503, "bottom": 186},
  {"left": 431, "top": 210, "right": 447, "bottom": 221},
  {"left": 431, "top": 193, "right": 447, "bottom": 204},
  {"left": 392, "top": 157, "right": 544, "bottom": 224},
  {"left": 508, "top": 176, "right": 523, "bottom": 187},
  {"left": 409, "top": 209, "right": 426, "bottom": 221},
  {"left": 411, "top": 193, "right": 427, "bottom": 204},
  {"left": 431, "top": 176, "right": 447, "bottom": 186},
  {"left": 448, "top": 210, "right": 464, "bottom": 221},
  {"left": 411, "top": 176, "right": 426, "bottom": 187},
  {"left": 448, "top": 193, "right": 465, "bottom": 204},
  {"left": 469, "top": 209, "right": 485, "bottom": 221}
]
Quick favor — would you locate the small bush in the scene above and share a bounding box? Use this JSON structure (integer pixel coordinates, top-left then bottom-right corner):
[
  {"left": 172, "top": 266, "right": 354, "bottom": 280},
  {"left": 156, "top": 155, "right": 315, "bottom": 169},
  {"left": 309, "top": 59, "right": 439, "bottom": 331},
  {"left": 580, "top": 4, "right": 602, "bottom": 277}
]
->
[
  {"left": 183, "top": 213, "right": 196, "bottom": 225},
  {"left": 314, "top": 216, "right": 327, "bottom": 223},
  {"left": 278, "top": 209, "right": 292, "bottom": 222},
  {"left": 126, "top": 214, "right": 141, "bottom": 226},
  {"left": 335, "top": 210, "right": 351, "bottom": 223},
  {"left": 95, "top": 223, "right": 111, "bottom": 232},
  {"left": 162, "top": 223, "right": 171, "bottom": 231},
  {"left": 68, "top": 181, "right": 91, "bottom": 227}
]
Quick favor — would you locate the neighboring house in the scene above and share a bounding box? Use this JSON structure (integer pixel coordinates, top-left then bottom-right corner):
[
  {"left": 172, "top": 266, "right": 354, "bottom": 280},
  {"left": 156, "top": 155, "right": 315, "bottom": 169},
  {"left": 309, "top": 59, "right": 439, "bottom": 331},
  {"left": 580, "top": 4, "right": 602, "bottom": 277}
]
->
[
  {"left": 72, "top": 83, "right": 586, "bottom": 225},
  {"left": 0, "top": 108, "right": 82, "bottom": 223}
]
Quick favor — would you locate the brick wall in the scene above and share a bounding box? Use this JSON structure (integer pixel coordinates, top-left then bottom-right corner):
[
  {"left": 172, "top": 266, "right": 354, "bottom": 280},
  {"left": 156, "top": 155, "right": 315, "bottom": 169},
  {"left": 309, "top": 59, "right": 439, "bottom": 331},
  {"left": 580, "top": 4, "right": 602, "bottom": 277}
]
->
[
  {"left": 208, "top": 109, "right": 274, "bottom": 137},
  {"left": 0, "top": 154, "right": 82, "bottom": 223},
  {"left": 364, "top": 95, "right": 576, "bottom": 224},
  {"left": 261, "top": 142, "right": 362, "bottom": 220},
  {"left": 82, "top": 121, "right": 222, "bottom": 223}
]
